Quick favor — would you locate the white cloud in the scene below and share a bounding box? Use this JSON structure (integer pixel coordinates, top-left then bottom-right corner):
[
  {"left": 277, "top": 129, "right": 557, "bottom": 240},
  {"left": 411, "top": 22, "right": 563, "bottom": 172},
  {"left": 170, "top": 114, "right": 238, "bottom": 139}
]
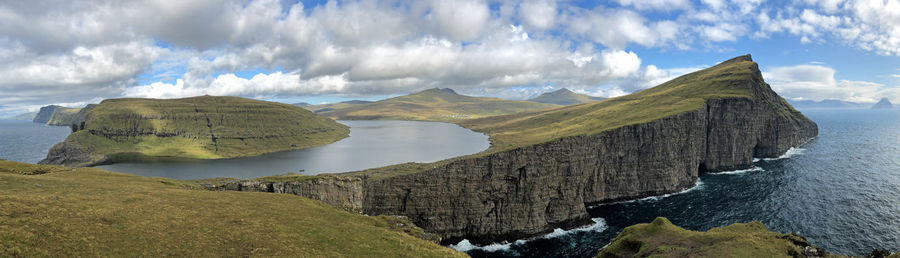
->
[
  {"left": 430, "top": 0, "right": 490, "bottom": 41},
  {"left": 764, "top": 64, "right": 900, "bottom": 103},
  {"left": 519, "top": 0, "right": 557, "bottom": 30},
  {"left": 614, "top": 0, "right": 692, "bottom": 11}
]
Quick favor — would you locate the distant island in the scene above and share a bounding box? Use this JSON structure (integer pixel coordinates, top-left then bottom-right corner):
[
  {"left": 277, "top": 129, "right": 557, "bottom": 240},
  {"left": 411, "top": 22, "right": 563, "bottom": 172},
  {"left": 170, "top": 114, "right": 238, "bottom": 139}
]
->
[
  {"left": 32, "top": 104, "right": 96, "bottom": 126},
  {"left": 788, "top": 99, "right": 868, "bottom": 109},
  {"left": 872, "top": 98, "right": 894, "bottom": 109},
  {"left": 39, "top": 96, "right": 349, "bottom": 167},
  {"left": 527, "top": 88, "right": 605, "bottom": 105}
]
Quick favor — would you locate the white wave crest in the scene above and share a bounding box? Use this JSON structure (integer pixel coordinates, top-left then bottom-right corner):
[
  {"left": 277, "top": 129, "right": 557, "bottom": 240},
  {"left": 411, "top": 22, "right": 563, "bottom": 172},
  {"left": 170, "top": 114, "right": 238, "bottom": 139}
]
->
[
  {"left": 763, "top": 147, "right": 806, "bottom": 161},
  {"left": 449, "top": 217, "right": 608, "bottom": 253},
  {"left": 710, "top": 166, "right": 764, "bottom": 175}
]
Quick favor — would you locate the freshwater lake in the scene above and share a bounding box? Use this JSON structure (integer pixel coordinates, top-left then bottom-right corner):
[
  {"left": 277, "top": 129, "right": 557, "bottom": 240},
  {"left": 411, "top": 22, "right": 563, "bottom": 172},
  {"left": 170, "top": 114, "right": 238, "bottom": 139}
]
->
[{"left": 0, "top": 120, "right": 490, "bottom": 180}]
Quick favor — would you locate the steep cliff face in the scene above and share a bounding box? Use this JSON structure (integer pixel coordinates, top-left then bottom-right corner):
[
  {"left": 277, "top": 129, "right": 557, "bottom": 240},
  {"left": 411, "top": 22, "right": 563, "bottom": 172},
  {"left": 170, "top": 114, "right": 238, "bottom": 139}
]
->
[
  {"left": 33, "top": 105, "right": 62, "bottom": 124},
  {"left": 214, "top": 55, "right": 819, "bottom": 245},
  {"left": 217, "top": 177, "right": 365, "bottom": 213}
]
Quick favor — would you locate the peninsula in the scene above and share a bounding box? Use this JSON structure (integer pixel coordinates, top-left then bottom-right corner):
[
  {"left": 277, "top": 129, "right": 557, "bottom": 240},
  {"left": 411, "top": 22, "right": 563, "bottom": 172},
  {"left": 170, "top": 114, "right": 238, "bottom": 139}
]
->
[
  {"left": 39, "top": 96, "right": 349, "bottom": 167},
  {"left": 218, "top": 55, "right": 818, "bottom": 245}
]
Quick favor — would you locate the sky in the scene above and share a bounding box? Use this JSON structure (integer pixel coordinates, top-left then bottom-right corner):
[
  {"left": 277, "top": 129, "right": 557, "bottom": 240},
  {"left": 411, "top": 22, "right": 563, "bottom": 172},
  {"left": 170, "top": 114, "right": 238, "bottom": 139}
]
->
[{"left": 1, "top": 0, "right": 900, "bottom": 117}]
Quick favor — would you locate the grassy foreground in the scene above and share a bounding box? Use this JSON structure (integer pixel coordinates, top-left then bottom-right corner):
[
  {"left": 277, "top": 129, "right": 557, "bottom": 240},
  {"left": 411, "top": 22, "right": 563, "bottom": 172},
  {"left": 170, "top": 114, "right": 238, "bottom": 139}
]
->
[
  {"left": 0, "top": 160, "right": 463, "bottom": 257},
  {"left": 316, "top": 88, "right": 559, "bottom": 122},
  {"left": 45, "top": 96, "right": 349, "bottom": 166},
  {"left": 598, "top": 217, "right": 841, "bottom": 258}
]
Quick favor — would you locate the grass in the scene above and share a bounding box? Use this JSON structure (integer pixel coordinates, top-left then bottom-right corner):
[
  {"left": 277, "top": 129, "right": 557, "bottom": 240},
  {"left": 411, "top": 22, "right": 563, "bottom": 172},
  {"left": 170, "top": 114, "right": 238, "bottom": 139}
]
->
[
  {"left": 316, "top": 88, "right": 560, "bottom": 122},
  {"left": 52, "top": 95, "right": 350, "bottom": 166},
  {"left": 597, "top": 217, "right": 843, "bottom": 258},
  {"left": 0, "top": 159, "right": 464, "bottom": 257},
  {"left": 461, "top": 55, "right": 792, "bottom": 152},
  {"left": 527, "top": 88, "right": 605, "bottom": 105}
]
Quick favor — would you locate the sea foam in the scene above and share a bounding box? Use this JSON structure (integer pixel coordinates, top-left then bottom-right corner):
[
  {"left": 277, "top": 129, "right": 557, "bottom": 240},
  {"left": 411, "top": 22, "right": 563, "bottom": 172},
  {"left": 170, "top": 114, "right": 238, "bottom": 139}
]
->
[
  {"left": 763, "top": 147, "right": 806, "bottom": 161},
  {"left": 449, "top": 217, "right": 608, "bottom": 253},
  {"left": 710, "top": 166, "right": 764, "bottom": 175}
]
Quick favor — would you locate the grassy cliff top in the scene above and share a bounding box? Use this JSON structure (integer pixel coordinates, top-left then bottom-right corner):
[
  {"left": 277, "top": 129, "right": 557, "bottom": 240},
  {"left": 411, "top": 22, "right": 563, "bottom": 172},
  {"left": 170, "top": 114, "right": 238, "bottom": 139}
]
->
[
  {"left": 47, "top": 95, "right": 349, "bottom": 166},
  {"left": 598, "top": 217, "right": 843, "bottom": 257},
  {"left": 0, "top": 159, "right": 463, "bottom": 257},
  {"left": 461, "top": 55, "right": 769, "bottom": 151},
  {"left": 528, "top": 88, "right": 605, "bottom": 105},
  {"left": 316, "top": 88, "right": 559, "bottom": 122}
]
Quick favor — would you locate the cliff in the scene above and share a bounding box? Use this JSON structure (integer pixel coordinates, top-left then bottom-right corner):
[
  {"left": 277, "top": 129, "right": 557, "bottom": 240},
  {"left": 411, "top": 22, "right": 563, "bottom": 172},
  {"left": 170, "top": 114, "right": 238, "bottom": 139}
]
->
[
  {"left": 598, "top": 217, "right": 847, "bottom": 258},
  {"left": 40, "top": 96, "right": 350, "bottom": 167},
  {"left": 31, "top": 104, "right": 95, "bottom": 126},
  {"left": 218, "top": 55, "right": 818, "bottom": 245},
  {"left": 0, "top": 159, "right": 462, "bottom": 257},
  {"left": 315, "top": 88, "right": 559, "bottom": 122}
]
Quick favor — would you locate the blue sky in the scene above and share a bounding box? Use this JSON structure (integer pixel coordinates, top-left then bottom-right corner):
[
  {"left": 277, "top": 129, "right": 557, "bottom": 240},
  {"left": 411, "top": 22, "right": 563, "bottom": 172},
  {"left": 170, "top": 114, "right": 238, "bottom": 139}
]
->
[{"left": 1, "top": 0, "right": 899, "bottom": 116}]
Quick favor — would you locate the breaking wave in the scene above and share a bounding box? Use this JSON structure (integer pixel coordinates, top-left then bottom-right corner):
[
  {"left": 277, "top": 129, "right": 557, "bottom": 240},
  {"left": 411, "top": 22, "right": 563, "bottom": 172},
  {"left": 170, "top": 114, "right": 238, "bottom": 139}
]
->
[{"left": 449, "top": 217, "right": 608, "bottom": 253}]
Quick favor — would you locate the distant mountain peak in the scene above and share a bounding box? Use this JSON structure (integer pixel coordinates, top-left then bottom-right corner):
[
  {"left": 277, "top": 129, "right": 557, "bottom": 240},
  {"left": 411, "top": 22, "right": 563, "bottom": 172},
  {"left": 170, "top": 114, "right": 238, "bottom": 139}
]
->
[
  {"left": 419, "top": 88, "right": 458, "bottom": 95},
  {"left": 872, "top": 98, "right": 893, "bottom": 109},
  {"left": 528, "top": 88, "right": 604, "bottom": 105}
]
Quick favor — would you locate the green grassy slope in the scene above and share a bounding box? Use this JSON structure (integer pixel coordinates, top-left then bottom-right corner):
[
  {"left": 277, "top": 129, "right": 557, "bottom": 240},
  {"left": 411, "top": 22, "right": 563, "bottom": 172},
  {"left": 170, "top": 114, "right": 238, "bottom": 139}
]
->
[
  {"left": 527, "top": 88, "right": 605, "bottom": 105},
  {"left": 46, "top": 96, "right": 349, "bottom": 166},
  {"left": 0, "top": 160, "right": 464, "bottom": 257},
  {"left": 598, "top": 217, "right": 844, "bottom": 258},
  {"left": 316, "top": 88, "right": 559, "bottom": 122},
  {"left": 461, "top": 55, "right": 764, "bottom": 151}
]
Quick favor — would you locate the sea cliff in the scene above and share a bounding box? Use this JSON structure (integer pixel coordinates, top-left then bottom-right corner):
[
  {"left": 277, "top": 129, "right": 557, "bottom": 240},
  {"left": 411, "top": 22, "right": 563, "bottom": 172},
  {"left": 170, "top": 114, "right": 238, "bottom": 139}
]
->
[{"left": 216, "top": 55, "right": 818, "bottom": 244}]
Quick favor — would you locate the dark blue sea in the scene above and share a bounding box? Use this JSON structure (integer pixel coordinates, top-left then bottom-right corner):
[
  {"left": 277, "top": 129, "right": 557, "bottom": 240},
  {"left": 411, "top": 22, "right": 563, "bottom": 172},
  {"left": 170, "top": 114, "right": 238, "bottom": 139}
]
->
[
  {"left": 0, "top": 120, "right": 70, "bottom": 163},
  {"left": 459, "top": 109, "right": 900, "bottom": 257}
]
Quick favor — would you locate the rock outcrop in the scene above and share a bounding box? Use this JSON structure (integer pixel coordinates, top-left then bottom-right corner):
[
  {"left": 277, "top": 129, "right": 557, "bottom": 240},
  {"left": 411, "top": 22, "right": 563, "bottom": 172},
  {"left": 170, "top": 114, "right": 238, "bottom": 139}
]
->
[
  {"left": 33, "top": 105, "right": 63, "bottom": 124},
  {"left": 215, "top": 177, "right": 365, "bottom": 213},
  {"left": 216, "top": 55, "right": 818, "bottom": 245}
]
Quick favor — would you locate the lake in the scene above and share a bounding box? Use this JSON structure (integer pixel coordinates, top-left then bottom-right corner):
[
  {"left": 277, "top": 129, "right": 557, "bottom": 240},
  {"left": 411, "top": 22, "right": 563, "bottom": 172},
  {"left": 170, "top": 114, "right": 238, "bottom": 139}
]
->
[{"left": 0, "top": 120, "right": 490, "bottom": 180}]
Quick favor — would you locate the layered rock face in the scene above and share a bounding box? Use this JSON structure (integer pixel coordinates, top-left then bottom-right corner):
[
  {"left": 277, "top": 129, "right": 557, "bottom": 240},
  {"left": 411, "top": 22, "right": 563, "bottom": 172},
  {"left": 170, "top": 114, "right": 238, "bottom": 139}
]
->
[
  {"left": 213, "top": 55, "right": 819, "bottom": 244},
  {"left": 32, "top": 105, "right": 62, "bottom": 124},
  {"left": 32, "top": 104, "right": 94, "bottom": 126}
]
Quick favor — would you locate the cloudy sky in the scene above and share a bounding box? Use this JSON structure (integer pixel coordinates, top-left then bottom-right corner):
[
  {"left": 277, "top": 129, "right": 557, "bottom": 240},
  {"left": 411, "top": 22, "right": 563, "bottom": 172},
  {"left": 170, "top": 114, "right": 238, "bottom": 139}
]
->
[{"left": 1, "top": 0, "right": 899, "bottom": 116}]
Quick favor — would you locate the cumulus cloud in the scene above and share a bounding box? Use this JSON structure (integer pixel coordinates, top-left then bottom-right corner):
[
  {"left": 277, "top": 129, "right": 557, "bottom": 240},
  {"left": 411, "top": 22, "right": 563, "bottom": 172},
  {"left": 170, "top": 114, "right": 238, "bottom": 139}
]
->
[
  {"left": 764, "top": 65, "right": 900, "bottom": 103},
  {"left": 2, "top": 0, "right": 899, "bottom": 117}
]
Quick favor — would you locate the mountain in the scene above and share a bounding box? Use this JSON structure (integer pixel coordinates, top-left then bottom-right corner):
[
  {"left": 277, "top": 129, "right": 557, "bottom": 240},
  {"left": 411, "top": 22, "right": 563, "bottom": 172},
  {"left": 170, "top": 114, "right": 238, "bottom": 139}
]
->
[
  {"left": 788, "top": 99, "right": 867, "bottom": 109},
  {"left": 527, "top": 88, "right": 605, "bottom": 105},
  {"left": 40, "top": 96, "right": 349, "bottom": 167},
  {"left": 292, "top": 102, "right": 310, "bottom": 107},
  {"left": 872, "top": 98, "right": 894, "bottom": 109},
  {"left": 8, "top": 112, "right": 37, "bottom": 121},
  {"left": 32, "top": 104, "right": 96, "bottom": 126},
  {"left": 220, "top": 55, "right": 818, "bottom": 245},
  {"left": 316, "top": 88, "right": 559, "bottom": 121},
  {"left": 305, "top": 100, "right": 374, "bottom": 113},
  {"left": 598, "top": 217, "right": 843, "bottom": 257},
  {"left": 0, "top": 159, "right": 462, "bottom": 257}
]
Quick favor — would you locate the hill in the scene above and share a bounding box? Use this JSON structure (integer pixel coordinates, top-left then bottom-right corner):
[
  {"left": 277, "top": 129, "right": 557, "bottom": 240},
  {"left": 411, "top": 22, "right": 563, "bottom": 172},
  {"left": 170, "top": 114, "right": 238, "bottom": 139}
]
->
[
  {"left": 305, "top": 100, "right": 374, "bottom": 113},
  {"left": 316, "top": 88, "right": 559, "bottom": 122},
  {"left": 527, "top": 88, "right": 605, "bottom": 105},
  {"left": 40, "top": 96, "right": 349, "bottom": 167},
  {"left": 461, "top": 54, "right": 810, "bottom": 152},
  {"left": 598, "top": 217, "right": 849, "bottom": 258},
  {"left": 0, "top": 159, "right": 463, "bottom": 257},
  {"left": 872, "top": 98, "right": 894, "bottom": 109},
  {"left": 8, "top": 112, "right": 36, "bottom": 121}
]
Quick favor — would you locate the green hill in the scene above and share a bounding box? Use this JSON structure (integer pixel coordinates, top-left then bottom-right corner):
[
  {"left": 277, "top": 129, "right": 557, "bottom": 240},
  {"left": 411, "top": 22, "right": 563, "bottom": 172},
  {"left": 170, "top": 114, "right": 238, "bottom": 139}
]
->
[
  {"left": 461, "top": 55, "right": 803, "bottom": 152},
  {"left": 316, "top": 88, "right": 559, "bottom": 122},
  {"left": 527, "top": 88, "right": 605, "bottom": 105},
  {"left": 40, "top": 96, "right": 349, "bottom": 167},
  {"left": 0, "top": 159, "right": 463, "bottom": 257},
  {"left": 598, "top": 217, "right": 846, "bottom": 258}
]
